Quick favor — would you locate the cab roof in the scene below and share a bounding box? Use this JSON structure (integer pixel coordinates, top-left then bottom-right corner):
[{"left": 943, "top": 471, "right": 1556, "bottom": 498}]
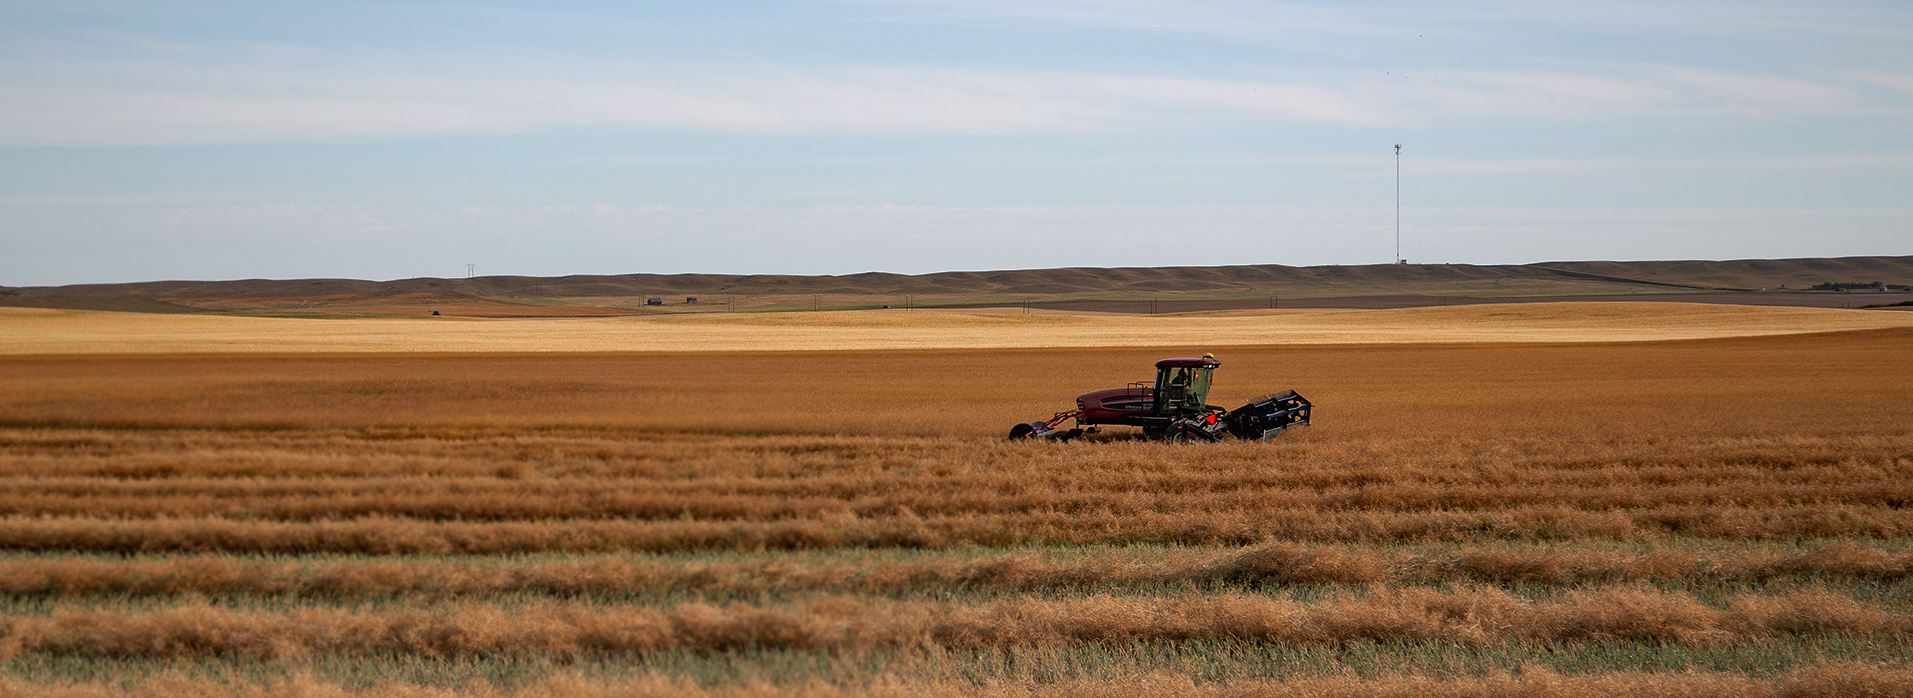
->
[{"left": 1156, "top": 357, "right": 1221, "bottom": 368}]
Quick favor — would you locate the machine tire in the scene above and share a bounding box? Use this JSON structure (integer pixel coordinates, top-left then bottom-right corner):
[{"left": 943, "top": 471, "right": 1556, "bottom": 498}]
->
[{"left": 1007, "top": 423, "right": 1035, "bottom": 440}]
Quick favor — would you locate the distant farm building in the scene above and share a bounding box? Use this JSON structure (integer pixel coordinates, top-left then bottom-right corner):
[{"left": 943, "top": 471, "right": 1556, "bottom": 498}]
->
[{"left": 646, "top": 298, "right": 663, "bottom": 306}]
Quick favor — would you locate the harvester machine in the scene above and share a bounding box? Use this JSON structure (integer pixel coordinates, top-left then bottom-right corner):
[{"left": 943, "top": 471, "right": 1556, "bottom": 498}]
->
[{"left": 1009, "top": 353, "right": 1310, "bottom": 443}]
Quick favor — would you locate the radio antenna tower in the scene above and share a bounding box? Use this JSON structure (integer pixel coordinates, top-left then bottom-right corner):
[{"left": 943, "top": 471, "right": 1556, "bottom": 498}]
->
[{"left": 1394, "top": 144, "right": 1404, "bottom": 265}]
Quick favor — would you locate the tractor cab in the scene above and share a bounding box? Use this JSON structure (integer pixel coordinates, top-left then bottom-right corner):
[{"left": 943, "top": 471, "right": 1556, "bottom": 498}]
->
[{"left": 1152, "top": 355, "right": 1219, "bottom": 416}]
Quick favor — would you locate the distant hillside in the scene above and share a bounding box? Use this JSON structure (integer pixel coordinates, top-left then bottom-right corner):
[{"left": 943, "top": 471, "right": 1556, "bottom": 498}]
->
[
  {"left": 1534, "top": 257, "right": 1913, "bottom": 291},
  {"left": 4, "top": 256, "right": 1909, "bottom": 316},
  {"left": 14, "top": 263, "right": 1615, "bottom": 298}
]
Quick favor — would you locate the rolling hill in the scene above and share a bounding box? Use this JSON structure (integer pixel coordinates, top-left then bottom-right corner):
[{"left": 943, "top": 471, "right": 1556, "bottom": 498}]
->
[{"left": 3, "top": 256, "right": 1909, "bottom": 316}]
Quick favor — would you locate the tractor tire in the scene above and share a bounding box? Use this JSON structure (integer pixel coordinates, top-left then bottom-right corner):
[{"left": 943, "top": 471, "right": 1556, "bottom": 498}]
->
[{"left": 1007, "top": 423, "right": 1036, "bottom": 440}]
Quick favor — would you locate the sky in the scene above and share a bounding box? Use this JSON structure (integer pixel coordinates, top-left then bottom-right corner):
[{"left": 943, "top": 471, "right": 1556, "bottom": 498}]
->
[{"left": 2, "top": 0, "right": 1910, "bottom": 286}]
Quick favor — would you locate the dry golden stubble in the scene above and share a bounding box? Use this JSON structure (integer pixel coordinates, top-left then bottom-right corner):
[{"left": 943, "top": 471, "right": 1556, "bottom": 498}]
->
[
  {"left": 7, "top": 428, "right": 1905, "bottom": 485},
  {"left": 9, "top": 302, "right": 1913, "bottom": 354},
  {"left": 6, "top": 664, "right": 1913, "bottom": 698},
  {"left": 0, "top": 588, "right": 1904, "bottom": 660},
  {"left": 3, "top": 542, "right": 1910, "bottom": 600},
  {"left": 1, "top": 329, "right": 1908, "bottom": 437},
  {"left": 1, "top": 427, "right": 1909, "bottom": 536},
  {"left": 1, "top": 470, "right": 1908, "bottom": 520},
  {"left": 0, "top": 333, "right": 1905, "bottom": 550},
  {"left": 0, "top": 549, "right": 1290, "bottom": 599},
  {"left": 0, "top": 504, "right": 1910, "bottom": 555},
  {"left": 0, "top": 324, "right": 1905, "bottom": 690}
]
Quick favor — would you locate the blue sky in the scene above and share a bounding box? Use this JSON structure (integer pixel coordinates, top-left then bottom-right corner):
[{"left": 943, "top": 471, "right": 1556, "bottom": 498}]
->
[{"left": 3, "top": 1, "right": 1910, "bottom": 285}]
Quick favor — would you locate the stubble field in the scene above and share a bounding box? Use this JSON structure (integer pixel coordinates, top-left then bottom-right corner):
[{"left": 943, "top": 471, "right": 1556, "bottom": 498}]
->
[{"left": 0, "top": 304, "right": 1909, "bottom": 696}]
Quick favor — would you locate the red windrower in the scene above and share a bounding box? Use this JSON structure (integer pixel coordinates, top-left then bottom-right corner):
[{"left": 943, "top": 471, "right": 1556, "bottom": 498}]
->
[{"left": 1009, "top": 353, "right": 1310, "bottom": 443}]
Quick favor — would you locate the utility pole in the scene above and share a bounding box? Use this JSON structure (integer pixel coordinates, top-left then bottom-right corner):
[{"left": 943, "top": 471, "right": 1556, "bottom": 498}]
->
[{"left": 1395, "top": 144, "right": 1403, "bottom": 265}]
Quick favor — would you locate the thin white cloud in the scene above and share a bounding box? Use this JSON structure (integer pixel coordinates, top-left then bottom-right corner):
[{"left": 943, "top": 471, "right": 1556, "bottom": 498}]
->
[
  {"left": 1426, "top": 205, "right": 1913, "bottom": 221},
  {"left": 1850, "top": 70, "right": 1913, "bottom": 94},
  {"left": 1068, "top": 74, "right": 1389, "bottom": 123},
  {"left": 1656, "top": 67, "right": 1854, "bottom": 110},
  {"left": 1415, "top": 152, "right": 1913, "bottom": 174},
  {"left": 1374, "top": 70, "right": 1675, "bottom": 123},
  {"left": 852, "top": 0, "right": 1913, "bottom": 41},
  {"left": 8, "top": 201, "right": 1906, "bottom": 285},
  {"left": 3, "top": 43, "right": 1899, "bottom": 146},
  {"left": 839, "top": 0, "right": 1394, "bottom": 40},
  {"left": 540, "top": 149, "right": 1913, "bottom": 177},
  {"left": 2, "top": 49, "right": 1401, "bottom": 145},
  {"left": 1500, "top": 0, "right": 1913, "bottom": 40}
]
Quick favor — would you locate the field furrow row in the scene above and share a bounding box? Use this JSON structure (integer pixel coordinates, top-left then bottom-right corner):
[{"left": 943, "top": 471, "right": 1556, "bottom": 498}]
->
[
  {"left": 9, "top": 665, "right": 1913, "bottom": 698},
  {"left": 0, "top": 505, "right": 1907, "bottom": 554},
  {"left": 2, "top": 588, "right": 1905, "bottom": 659},
  {"left": 2, "top": 542, "right": 1910, "bottom": 599},
  {"left": 5, "top": 430, "right": 1908, "bottom": 479},
  {"left": 0, "top": 478, "right": 1909, "bottom": 521}
]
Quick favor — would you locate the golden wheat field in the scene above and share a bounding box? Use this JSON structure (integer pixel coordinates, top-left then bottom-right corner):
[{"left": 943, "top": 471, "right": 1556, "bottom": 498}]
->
[
  {"left": 7, "top": 302, "right": 1913, "bottom": 354},
  {"left": 0, "top": 304, "right": 1910, "bottom": 696}
]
